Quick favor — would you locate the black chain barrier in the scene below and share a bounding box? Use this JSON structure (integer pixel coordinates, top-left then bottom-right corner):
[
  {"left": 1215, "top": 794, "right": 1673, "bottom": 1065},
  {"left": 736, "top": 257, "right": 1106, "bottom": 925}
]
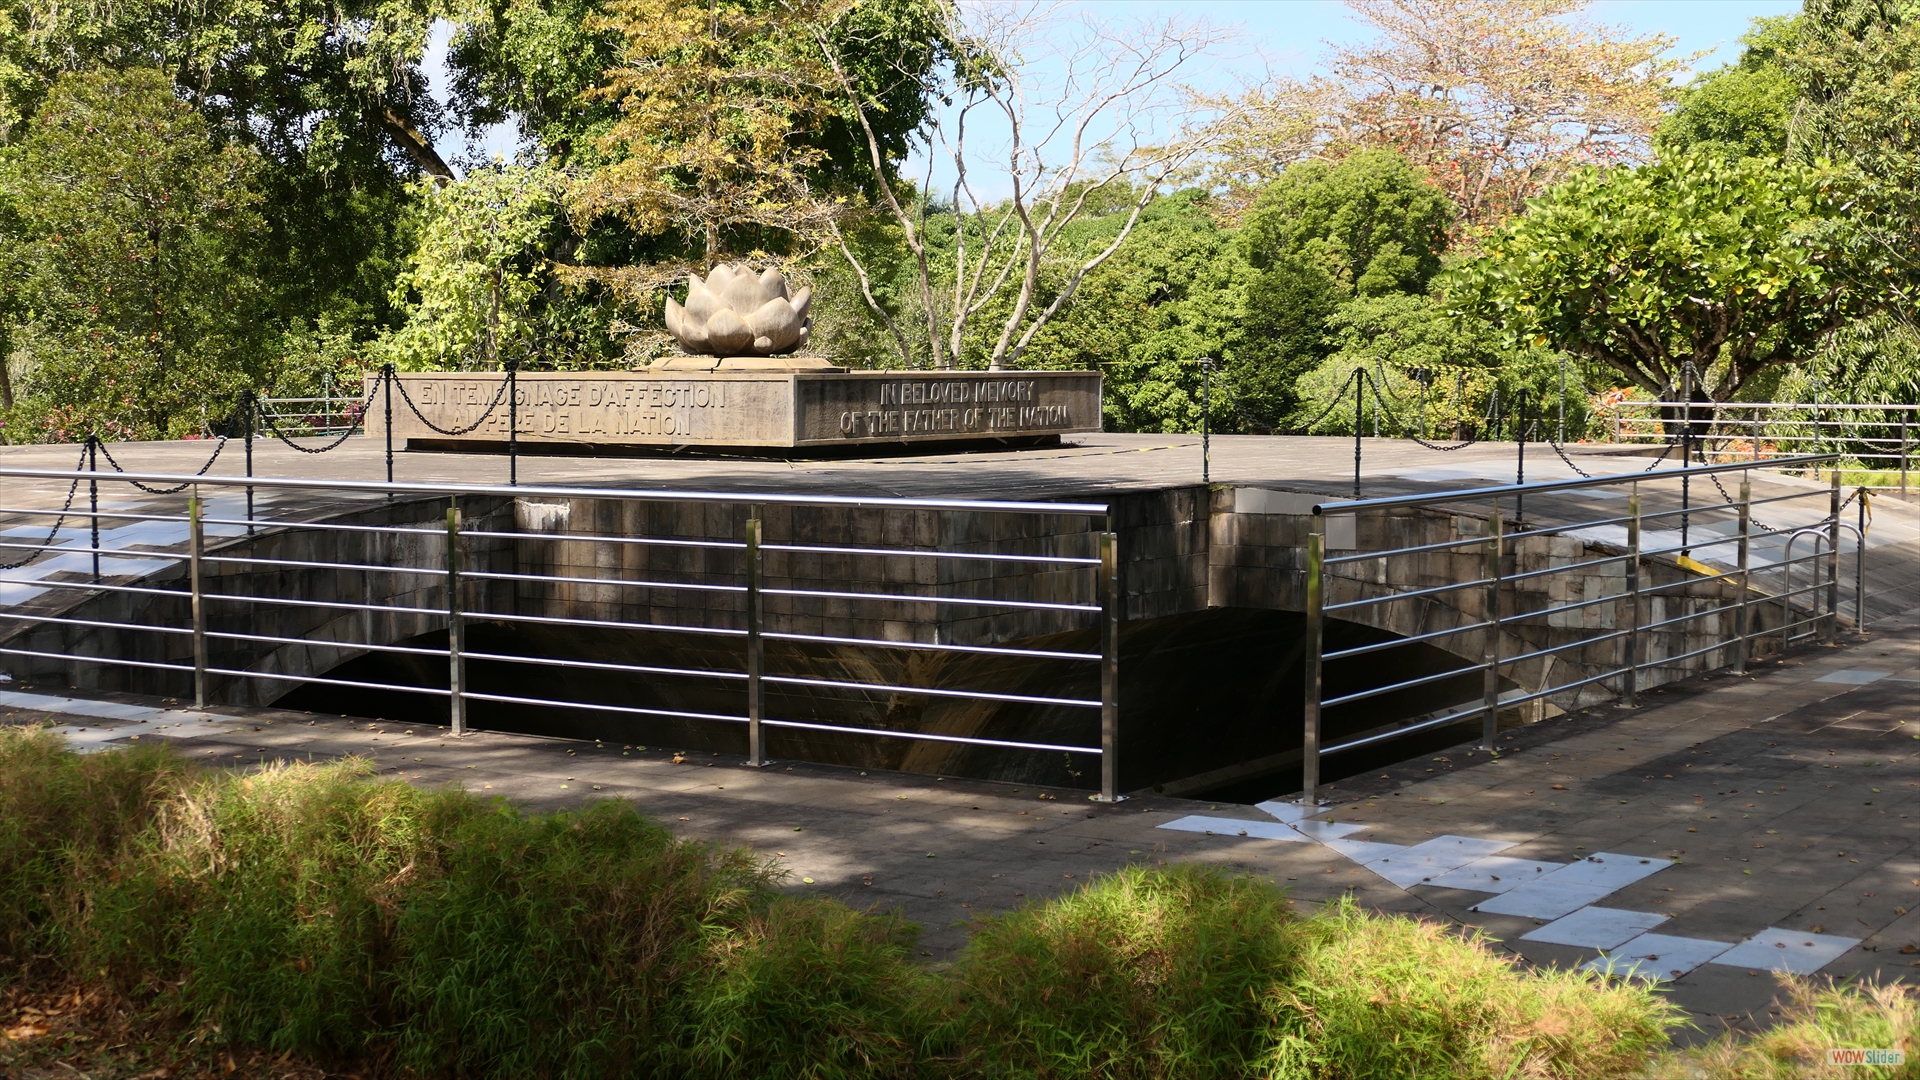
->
[
  {"left": 0, "top": 443, "right": 89, "bottom": 570},
  {"left": 392, "top": 368, "right": 512, "bottom": 436},
  {"left": 94, "top": 433, "right": 233, "bottom": 494},
  {"left": 255, "top": 375, "right": 374, "bottom": 454},
  {"left": 1361, "top": 370, "right": 1480, "bottom": 451}
]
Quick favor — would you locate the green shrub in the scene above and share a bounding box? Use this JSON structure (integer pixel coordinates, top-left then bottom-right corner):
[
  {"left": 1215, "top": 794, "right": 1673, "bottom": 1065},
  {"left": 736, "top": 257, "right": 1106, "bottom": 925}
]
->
[
  {"left": 1259, "top": 897, "right": 1680, "bottom": 1079},
  {"left": 680, "top": 897, "right": 943, "bottom": 1080},
  {"left": 391, "top": 798, "right": 768, "bottom": 1079},
  {"left": 0, "top": 726, "right": 191, "bottom": 980},
  {"left": 950, "top": 863, "right": 1300, "bottom": 1079},
  {"left": 1648, "top": 977, "right": 1918, "bottom": 1079},
  {"left": 96, "top": 759, "right": 479, "bottom": 1055},
  {"left": 1, "top": 730, "right": 1710, "bottom": 1080}
]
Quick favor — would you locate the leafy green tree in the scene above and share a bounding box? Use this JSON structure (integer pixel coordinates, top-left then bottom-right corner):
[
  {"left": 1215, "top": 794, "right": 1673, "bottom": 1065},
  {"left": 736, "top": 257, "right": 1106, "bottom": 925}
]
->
[
  {"left": 1, "top": 69, "right": 265, "bottom": 441},
  {"left": 1446, "top": 154, "right": 1871, "bottom": 402},
  {"left": 383, "top": 162, "right": 623, "bottom": 371},
  {"left": 1782, "top": 0, "right": 1920, "bottom": 314},
  {"left": 1234, "top": 149, "right": 1455, "bottom": 425},
  {"left": 1290, "top": 293, "right": 1580, "bottom": 438},
  {"left": 1655, "top": 16, "right": 1800, "bottom": 162}
]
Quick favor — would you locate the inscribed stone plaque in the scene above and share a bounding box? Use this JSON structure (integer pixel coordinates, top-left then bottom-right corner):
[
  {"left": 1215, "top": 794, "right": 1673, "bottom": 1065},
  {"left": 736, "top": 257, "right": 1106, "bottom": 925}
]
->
[{"left": 368, "top": 370, "right": 1100, "bottom": 449}]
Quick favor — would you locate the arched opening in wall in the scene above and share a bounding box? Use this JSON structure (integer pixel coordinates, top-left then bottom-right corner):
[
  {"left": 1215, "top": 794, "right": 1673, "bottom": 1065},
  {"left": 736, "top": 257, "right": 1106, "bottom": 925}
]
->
[{"left": 273, "top": 608, "right": 1504, "bottom": 801}]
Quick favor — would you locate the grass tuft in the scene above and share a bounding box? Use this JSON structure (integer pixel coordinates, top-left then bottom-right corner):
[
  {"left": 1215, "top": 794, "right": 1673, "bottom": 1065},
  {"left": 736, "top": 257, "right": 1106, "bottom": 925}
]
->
[
  {"left": 1648, "top": 976, "right": 1919, "bottom": 1079},
  {"left": 1259, "top": 897, "right": 1681, "bottom": 1079},
  {"left": 950, "top": 863, "right": 1300, "bottom": 1079}
]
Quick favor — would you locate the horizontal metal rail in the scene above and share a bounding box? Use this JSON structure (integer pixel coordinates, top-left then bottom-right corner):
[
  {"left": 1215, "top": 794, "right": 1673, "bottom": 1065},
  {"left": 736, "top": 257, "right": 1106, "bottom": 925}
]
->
[
  {"left": 762, "top": 542, "right": 1103, "bottom": 567},
  {"left": 0, "top": 646, "right": 191, "bottom": 673},
  {"left": 0, "top": 465, "right": 1112, "bottom": 517},
  {"left": 462, "top": 651, "right": 746, "bottom": 681},
  {"left": 1320, "top": 663, "right": 1485, "bottom": 709},
  {"left": 1308, "top": 455, "right": 1835, "bottom": 517},
  {"left": 761, "top": 585, "right": 1100, "bottom": 614},
  {"left": 757, "top": 716, "right": 1101, "bottom": 755},
  {"left": 465, "top": 569, "right": 746, "bottom": 595},
  {"left": 763, "top": 630, "right": 1099, "bottom": 662},
  {"left": 1321, "top": 619, "right": 1496, "bottom": 661}
]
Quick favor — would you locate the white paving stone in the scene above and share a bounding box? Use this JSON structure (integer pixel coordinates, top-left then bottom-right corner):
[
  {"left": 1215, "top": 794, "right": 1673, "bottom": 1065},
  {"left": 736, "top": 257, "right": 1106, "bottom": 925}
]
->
[
  {"left": 1585, "top": 933, "right": 1736, "bottom": 982},
  {"left": 1538, "top": 852, "right": 1669, "bottom": 890},
  {"left": 1710, "top": 928, "right": 1862, "bottom": 974},
  {"left": 1813, "top": 669, "right": 1892, "bottom": 685},
  {"left": 1156, "top": 815, "right": 1311, "bottom": 841},
  {"left": 1470, "top": 879, "right": 1618, "bottom": 920},
  {"left": 1256, "top": 800, "right": 1312, "bottom": 824},
  {"left": 1365, "top": 835, "right": 1514, "bottom": 887},
  {"left": 1288, "top": 818, "right": 1368, "bottom": 841},
  {"left": 1521, "top": 906, "right": 1668, "bottom": 949},
  {"left": 1325, "top": 839, "right": 1407, "bottom": 863},
  {"left": 1423, "top": 855, "right": 1566, "bottom": 894}
]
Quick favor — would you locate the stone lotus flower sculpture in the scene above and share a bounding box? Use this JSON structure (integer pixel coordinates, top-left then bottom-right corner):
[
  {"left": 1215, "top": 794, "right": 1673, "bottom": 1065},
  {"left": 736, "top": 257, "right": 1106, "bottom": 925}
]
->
[{"left": 664, "top": 263, "right": 812, "bottom": 356}]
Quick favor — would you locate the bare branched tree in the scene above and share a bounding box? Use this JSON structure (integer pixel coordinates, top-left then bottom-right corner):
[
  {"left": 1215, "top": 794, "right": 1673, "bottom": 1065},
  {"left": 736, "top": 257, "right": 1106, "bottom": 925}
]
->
[{"left": 819, "top": 2, "right": 1235, "bottom": 370}]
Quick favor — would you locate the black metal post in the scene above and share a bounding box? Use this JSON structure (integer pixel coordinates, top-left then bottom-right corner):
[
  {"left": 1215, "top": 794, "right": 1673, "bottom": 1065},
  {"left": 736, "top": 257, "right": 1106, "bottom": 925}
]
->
[
  {"left": 1679, "top": 364, "right": 1692, "bottom": 554},
  {"left": 1199, "top": 358, "right": 1212, "bottom": 485},
  {"left": 87, "top": 434, "right": 99, "bottom": 584},
  {"left": 1515, "top": 388, "right": 1527, "bottom": 528},
  {"left": 383, "top": 362, "right": 395, "bottom": 490},
  {"left": 1352, "top": 369, "right": 1364, "bottom": 501},
  {"left": 243, "top": 389, "right": 255, "bottom": 535},
  {"left": 507, "top": 361, "right": 519, "bottom": 486}
]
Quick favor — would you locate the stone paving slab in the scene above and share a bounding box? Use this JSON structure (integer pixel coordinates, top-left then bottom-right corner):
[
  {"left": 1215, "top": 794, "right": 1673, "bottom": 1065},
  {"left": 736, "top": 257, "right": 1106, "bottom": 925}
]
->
[{"left": 3, "top": 602, "right": 1918, "bottom": 1040}]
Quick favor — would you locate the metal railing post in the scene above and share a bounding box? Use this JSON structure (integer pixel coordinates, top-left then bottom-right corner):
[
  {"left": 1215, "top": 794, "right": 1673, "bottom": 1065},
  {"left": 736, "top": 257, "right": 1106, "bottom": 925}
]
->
[
  {"left": 1300, "top": 517, "right": 1325, "bottom": 805},
  {"left": 1094, "top": 530, "right": 1124, "bottom": 803},
  {"left": 1480, "top": 496, "right": 1503, "bottom": 747},
  {"left": 447, "top": 502, "right": 466, "bottom": 735},
  {"left": 1733, "top": 476, "right": 1751, "bottom": 673},
  {"left": 243, "top": 389, "right": 255, "bottom": 534},
  {"left": 1900, "top": 413, "right": 1909, "bottom": 498},
  {"left": 1826, "top": 471, "right": 1841, "bottom": 643},
  {"left": 383, "top": 363, "right": 396, "bottom": 490},
  {"left": 1679, "top": 366, "right": 1693, "bottom": 554},
  {"left": 1199, "top": 357, "right": 1213, "bottom": 486},
  {"left": 1622, "top": 483, "right": 1640, "bottom": 706},
  {"left": 190, "top": 492, "right": 207, "bottom": 707},
  {"left": 87, "top": 434, "right": 100, "bottom": 584},
  {"left": 745, "top": 514, "right": 766, "bottom": 767},
  {"left": 1856, "top": 487, "right": 1868, "bottom": 633},
  {"left": 507, "top": 362, "right": 519, "bottom": 487},
  {"left": 1352, "top": 370, "right": 1364, "bottom": 501},
  {"left": 1514, "top": 388, "right": 1527, "bottom": 528}
]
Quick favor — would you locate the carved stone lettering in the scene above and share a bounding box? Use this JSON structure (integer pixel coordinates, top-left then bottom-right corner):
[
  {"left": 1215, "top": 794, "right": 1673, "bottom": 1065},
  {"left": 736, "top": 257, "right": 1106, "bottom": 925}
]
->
[{"left": 371, "top": 370, "right": 1100, "bottom": 448}]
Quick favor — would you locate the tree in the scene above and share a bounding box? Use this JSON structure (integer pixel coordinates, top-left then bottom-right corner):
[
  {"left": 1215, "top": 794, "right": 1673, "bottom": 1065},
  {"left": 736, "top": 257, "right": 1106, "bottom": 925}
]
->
[
  {"left": 1232, "top": 149, "right": 1454, "bottom": 424},
  {"left": 1206, "top": 0, "right": 1682, "bottom": 231},
  {"left": 1781, "top": 0, "right": 1920, "bottom": 315},
  {"left": 1, "top": 69, "right": 265, "bottom": 441},
  {"left": 820, "top": 2, "right": 1235, "bottom": 370},
  {"left": 1655, "top": 16, "right": 1800, "bottom": 162},
  {"left": 1445, "top": 154, "right": 1869, "bottom": 402},
  {"left": 382, "top": 162, "right": 619, "bottom": 372}
]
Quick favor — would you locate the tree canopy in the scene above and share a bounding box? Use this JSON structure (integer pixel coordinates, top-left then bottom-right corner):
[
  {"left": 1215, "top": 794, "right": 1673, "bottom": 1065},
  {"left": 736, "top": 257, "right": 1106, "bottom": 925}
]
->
[{"left": 1446, "top": 154, "right": 1869, "bottom": 401}]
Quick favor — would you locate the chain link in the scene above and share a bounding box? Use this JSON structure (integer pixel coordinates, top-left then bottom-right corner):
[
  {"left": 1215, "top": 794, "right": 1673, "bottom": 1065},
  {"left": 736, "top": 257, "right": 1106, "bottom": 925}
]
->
[
  {"left": 1363, "top": 374, "right": 1480, "bottom": 451},
  {"left": 256, "top": 380, "right": 371, "bottom": 454},
  {"left": 392, "top": 368, "right": 512, "bottom": 436},
  {"left": 95, "top": 434, "right": 232, "bottom": 494},
  {"left": 0, "top": 443, "right": 89, "bottom": 570}
]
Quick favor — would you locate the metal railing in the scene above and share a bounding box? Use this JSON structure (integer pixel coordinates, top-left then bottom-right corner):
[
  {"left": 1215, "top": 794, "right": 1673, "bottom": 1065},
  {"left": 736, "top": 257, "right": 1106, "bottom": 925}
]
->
[
  {"left": 1298, "top": 454, "right": 1858, "bottom": 804},
  {"left": 0, "top": 467, "right": 1127, "bottom": 801},
  {"left": 1601, "top": 400, "right": 1916, "bottom": 494}
]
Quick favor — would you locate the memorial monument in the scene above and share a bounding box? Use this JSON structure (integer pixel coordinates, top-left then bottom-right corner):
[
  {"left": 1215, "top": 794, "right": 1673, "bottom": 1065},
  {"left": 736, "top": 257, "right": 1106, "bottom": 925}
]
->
[{"left": 369, "top": 262, "right": 1101, "bottom": 452}]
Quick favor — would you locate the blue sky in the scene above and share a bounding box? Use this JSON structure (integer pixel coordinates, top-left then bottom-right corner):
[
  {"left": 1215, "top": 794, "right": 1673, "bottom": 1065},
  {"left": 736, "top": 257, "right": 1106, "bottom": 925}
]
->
[{"left": 427, "top": 0, "right": 1804, "bottom": 174}]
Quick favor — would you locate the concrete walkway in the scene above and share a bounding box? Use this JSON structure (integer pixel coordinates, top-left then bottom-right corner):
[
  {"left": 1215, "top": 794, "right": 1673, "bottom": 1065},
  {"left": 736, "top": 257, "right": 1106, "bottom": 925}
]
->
[{"left": 5, "top": 599, "right": 1916, "bottom": 1041}]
